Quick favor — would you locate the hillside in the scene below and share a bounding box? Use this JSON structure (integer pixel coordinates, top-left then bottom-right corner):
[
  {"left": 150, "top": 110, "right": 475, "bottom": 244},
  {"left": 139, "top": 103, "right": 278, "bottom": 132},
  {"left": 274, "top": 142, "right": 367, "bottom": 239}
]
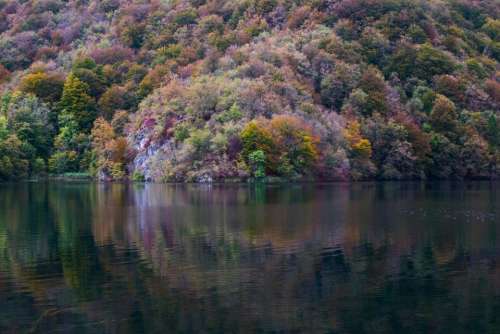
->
[{"left": 0, "top": 0, "right": 499, "bottom": 182}]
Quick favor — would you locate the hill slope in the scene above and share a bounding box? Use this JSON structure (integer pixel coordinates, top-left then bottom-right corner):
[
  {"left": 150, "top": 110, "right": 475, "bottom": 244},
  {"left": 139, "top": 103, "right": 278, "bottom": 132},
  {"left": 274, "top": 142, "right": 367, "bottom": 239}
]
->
[{"left": 0, "top": 0, "right": 499, "bottom": 181}]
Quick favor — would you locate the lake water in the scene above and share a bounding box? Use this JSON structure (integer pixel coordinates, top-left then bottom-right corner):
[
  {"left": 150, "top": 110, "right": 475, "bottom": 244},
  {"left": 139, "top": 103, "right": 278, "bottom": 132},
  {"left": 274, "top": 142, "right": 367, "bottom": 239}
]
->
[{"left": 0, "top": 182, "right": 499, "bottom": 333}]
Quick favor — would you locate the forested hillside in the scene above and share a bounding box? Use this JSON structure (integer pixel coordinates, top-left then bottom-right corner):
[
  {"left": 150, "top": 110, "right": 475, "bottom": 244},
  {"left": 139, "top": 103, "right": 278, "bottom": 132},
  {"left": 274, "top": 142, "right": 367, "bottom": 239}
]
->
[{"left": 0, "top": 0, "right": 499, "bottom": 182}]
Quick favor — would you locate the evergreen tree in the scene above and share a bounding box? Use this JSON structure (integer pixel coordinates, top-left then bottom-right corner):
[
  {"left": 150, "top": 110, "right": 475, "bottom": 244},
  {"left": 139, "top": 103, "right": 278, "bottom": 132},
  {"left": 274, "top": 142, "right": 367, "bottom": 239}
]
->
[{"left": 58, "top": 73, "right": 96, "bottom": 132}]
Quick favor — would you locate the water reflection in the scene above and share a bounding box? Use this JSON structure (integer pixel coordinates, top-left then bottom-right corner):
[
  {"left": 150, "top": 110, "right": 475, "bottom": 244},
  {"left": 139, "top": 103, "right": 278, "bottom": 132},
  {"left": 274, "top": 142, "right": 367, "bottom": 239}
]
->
[{"left": 0, "top": 182, "right": 498, "bottom": 333}]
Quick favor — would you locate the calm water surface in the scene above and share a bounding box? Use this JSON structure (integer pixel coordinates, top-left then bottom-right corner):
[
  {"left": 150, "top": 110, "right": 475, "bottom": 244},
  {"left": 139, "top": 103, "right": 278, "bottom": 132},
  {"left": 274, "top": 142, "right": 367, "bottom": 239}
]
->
[{"left": 0, "top": 182, "right": 499, "bottom": 333}]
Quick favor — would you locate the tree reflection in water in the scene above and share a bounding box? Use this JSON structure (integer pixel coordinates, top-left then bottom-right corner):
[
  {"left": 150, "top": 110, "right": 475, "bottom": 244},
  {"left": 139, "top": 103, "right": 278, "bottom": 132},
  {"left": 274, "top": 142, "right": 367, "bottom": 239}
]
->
[{"left": 0, "top": 182, "right": 498, "bottom": 333}]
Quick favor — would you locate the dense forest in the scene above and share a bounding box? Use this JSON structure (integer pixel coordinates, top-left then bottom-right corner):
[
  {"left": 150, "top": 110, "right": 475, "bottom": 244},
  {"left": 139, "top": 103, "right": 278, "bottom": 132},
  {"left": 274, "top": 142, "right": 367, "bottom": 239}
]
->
[{"left": 0, "top": 0, "right": 499, "bottom": 182}]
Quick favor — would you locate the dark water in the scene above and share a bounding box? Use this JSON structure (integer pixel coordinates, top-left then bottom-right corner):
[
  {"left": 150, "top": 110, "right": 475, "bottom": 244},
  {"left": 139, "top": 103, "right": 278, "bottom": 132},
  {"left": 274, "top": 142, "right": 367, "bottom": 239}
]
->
[{"left": 0, "top": 182, "right": 499, "bottom": 333}]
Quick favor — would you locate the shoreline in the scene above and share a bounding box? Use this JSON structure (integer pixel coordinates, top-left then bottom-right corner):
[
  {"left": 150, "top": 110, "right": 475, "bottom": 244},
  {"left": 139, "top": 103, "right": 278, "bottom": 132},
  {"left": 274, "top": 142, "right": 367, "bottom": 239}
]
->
[{"left": 5, "top": 175, "right": 498, "bottom": 185}]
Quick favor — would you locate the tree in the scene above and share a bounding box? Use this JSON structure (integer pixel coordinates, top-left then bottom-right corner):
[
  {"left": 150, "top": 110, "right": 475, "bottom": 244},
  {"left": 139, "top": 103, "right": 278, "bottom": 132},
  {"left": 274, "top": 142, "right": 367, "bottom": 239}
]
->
[
  {"left": 320, "top": 75, "right": 349, "bottom": 110},
  {"left": 90, "top": 117, "right": 128, "bottom": 179},
  {"left": 6, "top": 94, "right": 53, "bottom": 159},
  {"left": 50, "top": 112, "right": 91, "bottom": 174},
  {"left": 48, "top": 151, "right": 79, "bottom": 174},
  {"left": 344, "top": 120, "right": 375, "bottom": 180},
  {"left": 58, "top": 73, "right": 97, "bottom": 132},
  {"left": 428, "top": 133, "right": 462, "bottom": 179},
  {"left": 240, "top": 119, "right": 275, "bottom": 169},
  {"left": 485, "top": 79, "right": 500, "bottom": 104},
  {"left": 240, "top": 115, "right": 319, "bottom": 177},
  {"left": 486, "top": 114, "right": 499, "bottom": 148},
  {"left": 248, "top": 150, "right": 266, "bottom": 178},
  {"left": 72, "top": 68, "right": 106, "bottom": 99},
  {"left": 357, "top": 67, "right": 388, "bottom": 115},
  {"left": 268, "top": 115, "right": 319, "bottom": 176},
  {"left": 0, "top": 64, "right": 10, "bottom": 83},
  {"left": 0, "top": 135, "right": 29, "bottom": 180},
  {"left": 98, "top": 86, "right": 132, "bottom": 120},
  {"left": 385, "top": 44, "right": 417, "bottom": 80},
  {"left": 430, "top": 95, "right": 458, "bottom": 133},
  {"left": 482, "top": 18, "right": 500, "bottom": 40},
  {"left": 19, "top": 71, "right": 64, "bottom": 104},
  {"left": 415, "top": 44, "right": 455, "bottom": 80}
]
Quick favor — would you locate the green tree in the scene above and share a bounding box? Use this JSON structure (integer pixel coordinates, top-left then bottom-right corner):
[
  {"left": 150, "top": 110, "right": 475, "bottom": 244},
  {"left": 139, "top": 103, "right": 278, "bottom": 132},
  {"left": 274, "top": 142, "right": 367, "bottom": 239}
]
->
[
  {"left": 0, "top": 135, "right": 29, "bottom": 180},
  {"left": 486, "top": 114, "right": 499, "bottom": 148},
  {"left": 248, "top": 150, "right": 266, "bottom": 178},
  {"left": 6, "top": 94, "right": 53, "bottom": 159},
  {"left": 58, "top": 73, "right": 97, "bottom": 132},
  {"left": 415, "top": 44, "right": 455, "bottom": 80}
]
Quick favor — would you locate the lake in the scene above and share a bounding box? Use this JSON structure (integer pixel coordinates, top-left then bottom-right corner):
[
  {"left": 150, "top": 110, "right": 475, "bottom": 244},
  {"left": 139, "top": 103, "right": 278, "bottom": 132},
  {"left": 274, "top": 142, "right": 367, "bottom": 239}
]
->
[{"left": 0, "top": 182, "right": 499, "bottom": 333}]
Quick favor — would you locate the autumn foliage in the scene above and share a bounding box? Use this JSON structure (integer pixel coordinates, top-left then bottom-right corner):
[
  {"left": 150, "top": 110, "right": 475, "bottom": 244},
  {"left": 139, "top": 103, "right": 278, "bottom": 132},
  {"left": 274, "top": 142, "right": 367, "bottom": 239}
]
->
[{"left": 0, "top": 0, "right": 498, "bottom": 181}]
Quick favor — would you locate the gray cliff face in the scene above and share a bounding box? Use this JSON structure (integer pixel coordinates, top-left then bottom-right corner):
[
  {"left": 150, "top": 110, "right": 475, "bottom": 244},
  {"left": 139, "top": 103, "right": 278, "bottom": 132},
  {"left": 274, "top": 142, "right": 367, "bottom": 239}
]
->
[{"left": 131, "top": 132, "right": 173, "bottom": 181}]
